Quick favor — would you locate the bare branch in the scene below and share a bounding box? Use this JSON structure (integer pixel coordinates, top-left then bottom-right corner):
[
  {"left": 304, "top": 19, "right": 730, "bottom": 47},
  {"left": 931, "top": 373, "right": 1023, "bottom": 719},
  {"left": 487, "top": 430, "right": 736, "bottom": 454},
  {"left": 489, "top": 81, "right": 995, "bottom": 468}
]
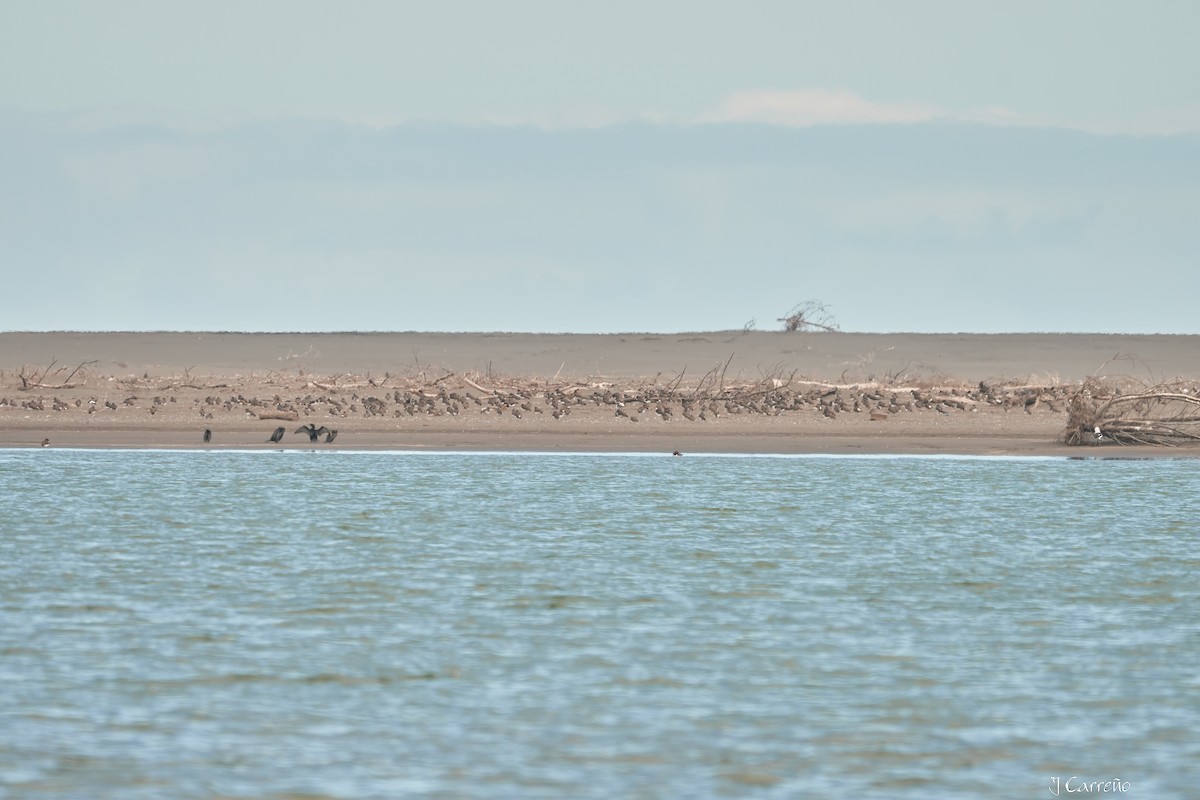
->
[{"left": 778, "top": 301, "right": 840, "bottom": 333}]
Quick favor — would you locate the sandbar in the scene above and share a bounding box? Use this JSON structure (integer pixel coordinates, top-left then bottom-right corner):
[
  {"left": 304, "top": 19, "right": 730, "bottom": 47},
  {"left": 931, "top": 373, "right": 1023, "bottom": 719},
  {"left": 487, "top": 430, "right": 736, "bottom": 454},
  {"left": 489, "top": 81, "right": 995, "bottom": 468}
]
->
[{"left": 2, "top": 331, "right": 1197, "bottom": 457}]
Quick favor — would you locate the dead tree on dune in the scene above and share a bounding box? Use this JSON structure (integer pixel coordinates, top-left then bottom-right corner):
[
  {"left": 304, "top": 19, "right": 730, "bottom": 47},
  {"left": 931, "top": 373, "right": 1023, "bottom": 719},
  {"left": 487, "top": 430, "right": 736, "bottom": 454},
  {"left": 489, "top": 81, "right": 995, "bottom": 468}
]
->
[{"left": 778, "top": 301, "right": 840, "bottom": 333}]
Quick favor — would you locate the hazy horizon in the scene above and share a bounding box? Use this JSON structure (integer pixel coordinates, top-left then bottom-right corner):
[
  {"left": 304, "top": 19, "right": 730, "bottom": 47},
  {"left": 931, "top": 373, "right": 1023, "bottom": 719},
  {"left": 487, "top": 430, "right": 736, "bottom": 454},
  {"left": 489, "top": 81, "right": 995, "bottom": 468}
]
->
[{"left": 3, "top": 3, "right": 1197, "bottom": 334}]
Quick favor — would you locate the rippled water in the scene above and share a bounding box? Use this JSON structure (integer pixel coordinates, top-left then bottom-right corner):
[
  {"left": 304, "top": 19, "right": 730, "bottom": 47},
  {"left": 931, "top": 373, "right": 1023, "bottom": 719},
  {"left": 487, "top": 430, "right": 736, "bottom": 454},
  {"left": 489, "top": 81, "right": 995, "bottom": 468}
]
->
[{"left": 1, "top": 450, "right": 1198, "bottom": 799}]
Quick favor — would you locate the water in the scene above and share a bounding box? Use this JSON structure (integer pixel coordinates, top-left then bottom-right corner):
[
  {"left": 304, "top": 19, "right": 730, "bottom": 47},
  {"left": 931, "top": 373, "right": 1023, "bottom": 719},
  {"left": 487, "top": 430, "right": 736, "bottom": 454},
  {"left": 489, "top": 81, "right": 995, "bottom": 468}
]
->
[{"left": 1, "top": 450, "right": 1198, "bottom": 799}]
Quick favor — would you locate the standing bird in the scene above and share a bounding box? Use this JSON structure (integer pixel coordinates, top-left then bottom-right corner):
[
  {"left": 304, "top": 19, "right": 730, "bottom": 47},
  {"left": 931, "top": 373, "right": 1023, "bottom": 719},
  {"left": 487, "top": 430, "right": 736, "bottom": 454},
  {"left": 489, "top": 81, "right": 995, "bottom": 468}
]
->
[
  {"left": 268, "top": 426, "right": 286, "bottom": 443},
  {"left": 295, "top": 423, "right": 330, "bottom": 442},
  {"left": 40, "top": 438, "right": 50, "bottom": 448},
  {"left": 325, "top": 429, "right": 338, "bottom": 443},
  {"left": 203, "top": 428, "right": 212, "bottom": 443}
]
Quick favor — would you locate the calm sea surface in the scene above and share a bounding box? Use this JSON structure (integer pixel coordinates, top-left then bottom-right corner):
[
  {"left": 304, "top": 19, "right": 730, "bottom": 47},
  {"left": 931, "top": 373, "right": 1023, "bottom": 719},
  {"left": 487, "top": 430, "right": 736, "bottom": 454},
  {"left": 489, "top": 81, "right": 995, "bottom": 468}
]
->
[{"left": 1, "top": 450, "right": 1198, "bottom": 799}]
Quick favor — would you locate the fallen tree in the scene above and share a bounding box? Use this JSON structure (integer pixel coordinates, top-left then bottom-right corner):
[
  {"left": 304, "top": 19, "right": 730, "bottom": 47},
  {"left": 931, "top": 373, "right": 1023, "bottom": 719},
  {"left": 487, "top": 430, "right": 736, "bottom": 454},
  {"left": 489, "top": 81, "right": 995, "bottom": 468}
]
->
[{"left": 1064, "top": 378, "right": 1200, "bottom": 446}]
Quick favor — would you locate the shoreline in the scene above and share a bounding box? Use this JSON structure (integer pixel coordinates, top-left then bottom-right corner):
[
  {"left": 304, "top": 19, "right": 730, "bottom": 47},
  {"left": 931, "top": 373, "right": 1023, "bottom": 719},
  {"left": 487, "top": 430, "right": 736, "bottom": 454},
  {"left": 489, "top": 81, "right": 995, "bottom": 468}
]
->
[
  {"left": 1, "top": 422, "right": 1188, "bottom": 460},
  {"left": 9, "top": 447, "right": 1191, "bottom": 460},
  {"left": 4, "top": 440, "right": 1191, "bottom": 459}
]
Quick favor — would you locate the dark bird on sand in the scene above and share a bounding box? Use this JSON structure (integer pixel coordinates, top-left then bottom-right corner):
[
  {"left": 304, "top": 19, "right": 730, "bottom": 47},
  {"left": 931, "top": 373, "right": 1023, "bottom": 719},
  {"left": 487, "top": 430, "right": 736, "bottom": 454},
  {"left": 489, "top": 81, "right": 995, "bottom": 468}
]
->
[
  {"left": 203, "top": 428, "right": 212, "bottom": 443},
  {"left": 268, "top": 426, "right": 286, "bottom": 443},
  {"left": 295, "top": 423, "right": 331, "bottom": 442},
  {"left": 41, "top": 438, "right": 50, "bottom": 447},
  {"left": 325, "top": 429, "right": 338, "bottom": 443}
]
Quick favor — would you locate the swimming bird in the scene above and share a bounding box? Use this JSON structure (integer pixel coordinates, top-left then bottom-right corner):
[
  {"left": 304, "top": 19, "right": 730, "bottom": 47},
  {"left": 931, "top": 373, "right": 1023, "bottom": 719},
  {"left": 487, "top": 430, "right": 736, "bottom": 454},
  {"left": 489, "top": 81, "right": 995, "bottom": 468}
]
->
[
  {"left": 268, "top": 426, "right": 286, "bottom": 443},
  {"left": 295, "top": 423, "right": 330, "bottom": 442},
  {"left": 203, "top": 428, "right": 212, "bottom": 443}
]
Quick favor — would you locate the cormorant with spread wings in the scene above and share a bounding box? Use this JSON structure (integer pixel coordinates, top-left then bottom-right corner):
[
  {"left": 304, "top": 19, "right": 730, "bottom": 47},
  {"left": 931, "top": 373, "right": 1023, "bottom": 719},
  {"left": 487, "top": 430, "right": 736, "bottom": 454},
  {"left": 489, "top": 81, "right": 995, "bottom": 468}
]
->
[{"left": 296, "top": 423, "right": 331, "bottom": 442}]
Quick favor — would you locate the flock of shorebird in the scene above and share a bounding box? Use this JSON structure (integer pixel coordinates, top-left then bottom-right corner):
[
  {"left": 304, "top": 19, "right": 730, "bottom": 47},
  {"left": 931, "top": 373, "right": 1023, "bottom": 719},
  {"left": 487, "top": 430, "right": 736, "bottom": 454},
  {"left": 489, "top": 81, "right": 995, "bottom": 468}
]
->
[{"left": 197, "top": 424, "right": 338, "bottom": 445}]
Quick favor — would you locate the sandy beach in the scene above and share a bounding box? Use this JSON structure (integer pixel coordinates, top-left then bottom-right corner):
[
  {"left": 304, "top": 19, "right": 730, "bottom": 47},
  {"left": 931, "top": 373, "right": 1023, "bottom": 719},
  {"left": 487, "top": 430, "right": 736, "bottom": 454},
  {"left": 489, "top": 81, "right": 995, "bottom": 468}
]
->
[{"left": 3, "top": 331, "right": 1198, "bottom": 456}]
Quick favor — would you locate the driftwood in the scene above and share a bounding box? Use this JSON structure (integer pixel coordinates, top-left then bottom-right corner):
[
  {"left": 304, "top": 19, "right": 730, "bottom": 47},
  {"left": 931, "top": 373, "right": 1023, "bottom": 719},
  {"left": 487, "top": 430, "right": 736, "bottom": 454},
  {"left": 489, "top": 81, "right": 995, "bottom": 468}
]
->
[
  {"left": 256, "top": 410, "right": 299, "bottom": 421},
  {"left": 1064, "top": 378, "right": 1200, "bottom": 446},
  {"left": 462, "top": 376, "right": 495, "bottom": 396},
  {"left": 18, "top": 359, "right": 98, "bottom": 390},
  {"left": 310, "top": 381, "right": 376, "bottom": 391},
  {"left": 158, "top": 382, "right": 230, "bottom": 390}
]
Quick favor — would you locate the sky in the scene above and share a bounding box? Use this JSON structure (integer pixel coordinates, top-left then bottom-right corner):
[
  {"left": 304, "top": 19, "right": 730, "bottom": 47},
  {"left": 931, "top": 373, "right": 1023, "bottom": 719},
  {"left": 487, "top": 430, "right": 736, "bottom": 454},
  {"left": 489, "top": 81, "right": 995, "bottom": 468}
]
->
[{"left": 2, "top": 1, "right": 1198, "bottom": 333}]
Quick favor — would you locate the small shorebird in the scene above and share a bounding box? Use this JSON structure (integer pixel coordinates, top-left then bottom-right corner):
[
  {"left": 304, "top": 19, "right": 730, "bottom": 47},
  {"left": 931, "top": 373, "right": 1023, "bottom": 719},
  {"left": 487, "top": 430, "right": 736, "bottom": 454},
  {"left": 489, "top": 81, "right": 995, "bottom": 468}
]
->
[
  {"left": 40, "top": 438, "right": 50, "bottom": 447},
  {"left": 268, "top": 427, "right": 286, "bottom": 443}
]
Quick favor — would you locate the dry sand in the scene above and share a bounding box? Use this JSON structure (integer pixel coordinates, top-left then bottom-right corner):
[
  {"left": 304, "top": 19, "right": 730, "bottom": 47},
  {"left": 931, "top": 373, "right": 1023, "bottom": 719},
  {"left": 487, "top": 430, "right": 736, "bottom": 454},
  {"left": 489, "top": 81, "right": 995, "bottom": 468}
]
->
[{"left": 3, "top": 331, "right": 1198, "bottom": 456}]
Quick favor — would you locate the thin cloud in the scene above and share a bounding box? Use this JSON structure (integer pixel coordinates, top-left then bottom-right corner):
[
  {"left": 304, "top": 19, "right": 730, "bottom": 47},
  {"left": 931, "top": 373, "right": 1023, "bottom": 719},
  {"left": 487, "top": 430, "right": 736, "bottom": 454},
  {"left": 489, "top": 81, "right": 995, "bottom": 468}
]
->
[
  {"left": 18, "top": 92, "right": 1199, "bottom": 137},
  {"left": 701, "top": 88, "right": 1200, "bottom": 136},
  {"left": 704, "top": 88, "right": 941, "bottom": 126}
]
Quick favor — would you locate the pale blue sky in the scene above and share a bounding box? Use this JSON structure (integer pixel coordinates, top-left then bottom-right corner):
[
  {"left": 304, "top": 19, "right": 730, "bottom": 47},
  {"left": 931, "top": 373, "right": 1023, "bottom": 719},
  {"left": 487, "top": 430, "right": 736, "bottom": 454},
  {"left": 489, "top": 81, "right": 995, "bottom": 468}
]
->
[{"left": 2, "top": 1, "right": 1198, "bottom": 332}]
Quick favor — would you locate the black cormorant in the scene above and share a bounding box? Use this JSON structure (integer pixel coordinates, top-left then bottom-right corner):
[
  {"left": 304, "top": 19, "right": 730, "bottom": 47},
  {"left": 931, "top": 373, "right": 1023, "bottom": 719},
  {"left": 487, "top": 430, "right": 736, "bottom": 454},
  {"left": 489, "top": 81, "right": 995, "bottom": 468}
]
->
[
  {"left": 203, "top": 428, "right": 212, "bottom": 443},
  {"left": 268, "top": 426, "right": 286, "bottom": 443},
  {"left": 295, "top": 423, "right": 330, "bottom": 442}
]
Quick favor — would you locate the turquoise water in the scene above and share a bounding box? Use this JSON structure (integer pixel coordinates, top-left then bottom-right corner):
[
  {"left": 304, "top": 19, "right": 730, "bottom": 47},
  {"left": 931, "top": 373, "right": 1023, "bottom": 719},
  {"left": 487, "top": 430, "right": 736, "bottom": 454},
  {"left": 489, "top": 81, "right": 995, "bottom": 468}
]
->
[{"left": 1, "top": 450, "right": 1198, "bottom": 799}]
